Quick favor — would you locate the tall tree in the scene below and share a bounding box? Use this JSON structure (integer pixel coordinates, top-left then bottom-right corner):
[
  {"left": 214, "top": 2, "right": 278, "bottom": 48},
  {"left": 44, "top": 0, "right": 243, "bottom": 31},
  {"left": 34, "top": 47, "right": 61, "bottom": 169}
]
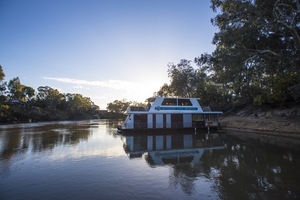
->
[
  {"left": 67, "top": 93, "right": 98, "bottom": 113},
  {"left": 194, "top": 54, "right": 233, "bottom": 110},
  {"left": 36, "top": 86, "right": 63, "bottom": 109},
  {"left": 0, "top": 65, "right": 6, "bottom": 98},
  {"left": 7, "top": 77, "right": 23, "bottom": 100},
  {"left": 157, "top": 83, "right": 174, "bottom": 97},
  {"left": 209, "top": 0, "right": 300, "bottom": 104},
  {"left": 22, "top": 86, "right": 35, "bottom": 102},
  {"left": 7, "top": 77, "right": 35, "bottom": 102},
  {"left": 107, "top": 99, "right": 131, "bottom": 113},
  {"left": 0, "top": 65, "right": 5, "bottom": 81},
  {"left": 167, "top": 59, "right": 199, "bottom": 98}
]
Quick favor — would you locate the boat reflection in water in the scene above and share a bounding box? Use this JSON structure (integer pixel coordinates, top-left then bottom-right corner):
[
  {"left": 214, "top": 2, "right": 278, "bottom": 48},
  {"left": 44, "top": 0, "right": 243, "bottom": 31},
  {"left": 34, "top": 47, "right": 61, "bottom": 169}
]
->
[{"left": 122, "top": 132, "right": 225, "bottom": 166}]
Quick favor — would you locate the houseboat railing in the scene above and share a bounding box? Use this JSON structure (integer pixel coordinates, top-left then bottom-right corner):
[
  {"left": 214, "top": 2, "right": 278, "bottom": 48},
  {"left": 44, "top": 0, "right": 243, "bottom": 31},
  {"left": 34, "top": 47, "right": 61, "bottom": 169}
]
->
[{"left": 122, "top": 121, "right": 220, "bottom": 129}]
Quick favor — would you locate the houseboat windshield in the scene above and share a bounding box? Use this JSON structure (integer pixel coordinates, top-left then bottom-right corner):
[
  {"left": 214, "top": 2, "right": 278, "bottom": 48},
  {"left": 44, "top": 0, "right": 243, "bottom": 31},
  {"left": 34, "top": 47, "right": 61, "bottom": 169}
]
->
[{"left": 161, "top": 98, "right": 193, "bottom": 106}]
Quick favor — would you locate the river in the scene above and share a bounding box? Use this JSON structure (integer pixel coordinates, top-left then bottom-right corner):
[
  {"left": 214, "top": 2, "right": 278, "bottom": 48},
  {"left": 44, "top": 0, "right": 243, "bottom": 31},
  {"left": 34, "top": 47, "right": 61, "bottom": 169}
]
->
[{"left": 0, "top": 120, "right": 299, "bottom": 200}]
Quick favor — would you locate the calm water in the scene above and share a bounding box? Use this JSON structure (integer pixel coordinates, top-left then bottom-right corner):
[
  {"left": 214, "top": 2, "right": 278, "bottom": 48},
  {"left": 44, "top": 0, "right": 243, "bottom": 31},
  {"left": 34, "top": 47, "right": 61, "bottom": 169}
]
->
[{"left": 0, "top": 120, "right": 299, "bottom": 200}]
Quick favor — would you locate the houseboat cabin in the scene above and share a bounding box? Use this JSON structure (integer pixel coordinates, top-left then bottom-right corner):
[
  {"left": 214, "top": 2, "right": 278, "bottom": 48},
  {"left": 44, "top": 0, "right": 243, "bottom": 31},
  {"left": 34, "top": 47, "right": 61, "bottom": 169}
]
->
[{"left": 118, "top": 97, "right": 223, "bottom": 131}]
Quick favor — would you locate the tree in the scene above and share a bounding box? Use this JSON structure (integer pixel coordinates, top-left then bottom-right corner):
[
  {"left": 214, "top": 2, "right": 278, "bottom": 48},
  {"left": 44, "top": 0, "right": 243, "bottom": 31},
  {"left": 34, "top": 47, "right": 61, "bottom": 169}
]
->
[
  {"left": 157, "top": 0, "right": 300, "bottom": 110},
  {"left": 209, "top": 0, "right": 300, "bottom": 104},
  {"left": 7, "top": 77, "right": 23, "bottom": 100},
  {"left": 107, "top": 99, "right": 131, "bottom": 113},
  {"left": 157, "top": 83, "right": 174, "bottom": 97},
  {"left": 167, "top": 59, "right": 200, "bottom": 97},
  {"left": 131, "top": 101, "right": 147, "bottom": 107},
  {"left": 35, "top": 86, "right": 64, "bottom": 109},
  {"left": 7, "top": 77, "right": 35, "bottom": 102},
  {"left": 289, "top": 83, "right": 300, "bottom": 102},
  {"left": 273, "top": 0, "right": 300, "bottom": 53},
  {"left": 0, "top": 67, "right": 101, "bottom": 122},
  {"left": 0, "top": 65, "right": 5, "bottom": 81},
  {"left": 0, "top": 65, "right": 7, "bottom": 99},
  {"left": 66, "top": 93, "right": 99, "bottom": 114},
  {"left": 23, "top": 86, "right": 35, "bottom": 102}
]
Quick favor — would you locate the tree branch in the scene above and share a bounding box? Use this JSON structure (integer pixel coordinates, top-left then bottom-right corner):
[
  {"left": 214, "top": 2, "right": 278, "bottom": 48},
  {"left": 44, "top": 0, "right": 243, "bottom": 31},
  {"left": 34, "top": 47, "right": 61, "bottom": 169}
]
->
[{"left": 273, "top": 0, "right": 300, "bottom": 51}]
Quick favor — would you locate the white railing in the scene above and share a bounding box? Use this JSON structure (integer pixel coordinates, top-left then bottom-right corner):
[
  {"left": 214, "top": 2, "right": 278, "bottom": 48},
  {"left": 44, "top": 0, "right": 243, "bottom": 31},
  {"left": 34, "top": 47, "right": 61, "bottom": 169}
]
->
[{"left": 125, "top": 121, "right": 217, "bottom": 129}]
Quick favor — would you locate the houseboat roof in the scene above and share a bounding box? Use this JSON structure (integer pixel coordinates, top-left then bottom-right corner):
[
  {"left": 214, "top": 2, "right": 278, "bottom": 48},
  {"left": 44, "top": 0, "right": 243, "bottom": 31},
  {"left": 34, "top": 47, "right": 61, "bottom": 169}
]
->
[{"left": 124, "top": 97, "right": 223, "bottom": 115}]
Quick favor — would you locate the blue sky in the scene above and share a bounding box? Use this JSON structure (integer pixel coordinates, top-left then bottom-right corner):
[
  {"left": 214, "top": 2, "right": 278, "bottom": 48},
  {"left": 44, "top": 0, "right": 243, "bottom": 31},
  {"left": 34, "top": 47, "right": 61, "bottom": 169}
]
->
[{"left": 0, "top": 0, "right": 217, "bottom": 109}]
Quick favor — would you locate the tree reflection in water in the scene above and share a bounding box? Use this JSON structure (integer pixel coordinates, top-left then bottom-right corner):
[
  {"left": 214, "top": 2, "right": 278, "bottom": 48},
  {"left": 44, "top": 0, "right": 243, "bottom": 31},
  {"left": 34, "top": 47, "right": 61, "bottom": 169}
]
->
[
  {"left": 211, "top": 141, "right": 300, "bottom": 199},
  {"left": 0, "top": 121, "right": 94, "bottom": 161},
  {"left": 122, "top": 132, "right": 300, "bottom": 199},
  {"left": 1, "top": 121, "right": 299, "bottom": 199}
]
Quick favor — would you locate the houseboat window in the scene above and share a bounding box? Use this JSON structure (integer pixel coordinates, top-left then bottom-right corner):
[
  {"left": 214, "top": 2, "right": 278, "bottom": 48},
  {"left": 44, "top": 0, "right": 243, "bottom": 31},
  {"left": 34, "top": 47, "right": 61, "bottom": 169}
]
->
[
  {"left": 162, "top": 98, "right": 177, "bottom": 105},
  {"left": 178, "top": 99, "right": 192, "bottom": 106}
]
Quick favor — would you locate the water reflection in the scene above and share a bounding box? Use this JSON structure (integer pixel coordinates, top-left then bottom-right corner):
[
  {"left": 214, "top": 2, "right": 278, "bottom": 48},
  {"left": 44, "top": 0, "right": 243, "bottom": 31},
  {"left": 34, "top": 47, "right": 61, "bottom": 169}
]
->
[
  {"left": 122, "top": 133, "right": 225, "bottom": 165},
  {"left": 214, "top": 141, "right": 300, "bottom": 199},
  {"left": 122, "top": 132, "right": 225, "bottom": 196},
  {"left": 121, "top": 132, "right": 300, "bottom": 199},
  {"left": 1, "top": 121, "right": 299, "bottom": 199},
  {"left": 0, "top": 120, "right": 96, "bottom": 161}
]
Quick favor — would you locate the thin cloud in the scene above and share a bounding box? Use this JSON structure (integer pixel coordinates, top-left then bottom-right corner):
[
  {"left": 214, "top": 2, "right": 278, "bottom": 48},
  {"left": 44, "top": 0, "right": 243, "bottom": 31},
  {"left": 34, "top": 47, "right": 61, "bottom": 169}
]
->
[{"left": 42, "top": 77, "right": 139, "bottom": 90}]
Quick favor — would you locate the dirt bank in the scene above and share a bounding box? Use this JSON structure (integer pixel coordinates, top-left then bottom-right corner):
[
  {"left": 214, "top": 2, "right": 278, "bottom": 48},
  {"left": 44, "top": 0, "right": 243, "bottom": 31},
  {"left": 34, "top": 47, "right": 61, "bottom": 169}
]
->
[
  {"left": 219, "top": 105, "right": 300, "bottom": 148},
  {"left": 221, "top": 116, "right": 300, "bottom": 137}
]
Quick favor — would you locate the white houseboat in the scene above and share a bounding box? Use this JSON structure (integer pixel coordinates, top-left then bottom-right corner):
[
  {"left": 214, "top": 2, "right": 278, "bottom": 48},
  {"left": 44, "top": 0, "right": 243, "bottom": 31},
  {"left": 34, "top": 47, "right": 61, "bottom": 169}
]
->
[{"left": 117, "top": 97, "right": 223, "bottom": 132}]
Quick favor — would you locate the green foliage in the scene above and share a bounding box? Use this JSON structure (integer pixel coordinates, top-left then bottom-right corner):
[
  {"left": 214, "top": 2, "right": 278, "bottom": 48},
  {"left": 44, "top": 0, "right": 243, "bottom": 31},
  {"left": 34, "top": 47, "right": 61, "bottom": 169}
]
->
[
  {"left": 209, "top": 0, "right": 300, "bottom": 106},
  {"left": 107, "top": 99, "right": 131, "bottom": 113},
  {"left": 2, "top": 0, "right": 300, "bottom": 118},
  {"left": 35, "top": 86, "right": 65, "bottom": 109},
  {"left": 157, "top": 83, "right": 174, "bottom": 97},
  {"left": 157, "top": 59, "right": 203, "bottom": 98},
  {"left": 65, "top": 93, "right": 99, "bottom": 119},
  {"left": 289, "top": 83, "right": 300, "bottom": 102},
  {"left": 167, "top": 59, "right": 200, "bottom": 98},
  {"left": 0, "top": 65, "right": 5, "bottom": 81},
  {"left": 7, "top": 77, "right": 35, "bottom": 102},
  {"left": 157, "top": 57, "right": 232, "bottom": 110},
  {"left": 105, "top": 99, "right": 146, "bottom": 119},
  {"left": 157, "top": 0, "right": 300, "bottom": 111},
  {"left": 0, "top": 69, "right": 100, "bottom": 123},
  {"left": 131, "top": 101, "right": 147, "bottom": 107}
]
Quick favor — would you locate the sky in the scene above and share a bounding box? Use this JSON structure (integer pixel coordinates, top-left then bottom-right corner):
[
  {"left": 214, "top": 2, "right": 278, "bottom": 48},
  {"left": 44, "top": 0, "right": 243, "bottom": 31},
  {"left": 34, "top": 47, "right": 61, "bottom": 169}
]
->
[{"left": 0, "top": 0, "right": 217, "bottom": 109}]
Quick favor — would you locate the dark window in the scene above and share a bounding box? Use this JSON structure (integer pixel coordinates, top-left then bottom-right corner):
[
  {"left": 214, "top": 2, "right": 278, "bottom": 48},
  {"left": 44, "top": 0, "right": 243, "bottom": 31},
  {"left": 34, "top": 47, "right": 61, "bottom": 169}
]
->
[
  {"left": 134, "top": 114, "right": 147, "bottom": 129},
  {"left": 162, "top": 98, "right": 177, "bottom": 105},
  {"left": 171, "top": 114, "right": 183, "bottom": 128},
  {"left": 178, "top": 99, "right": 192, "bottom": 106}
]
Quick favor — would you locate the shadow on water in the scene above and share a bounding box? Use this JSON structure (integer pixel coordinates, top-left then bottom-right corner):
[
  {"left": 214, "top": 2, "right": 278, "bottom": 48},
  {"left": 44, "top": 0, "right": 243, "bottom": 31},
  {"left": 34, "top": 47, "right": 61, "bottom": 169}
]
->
[{"left": 120, "top": 130, "right": 300, "bottom": 199}]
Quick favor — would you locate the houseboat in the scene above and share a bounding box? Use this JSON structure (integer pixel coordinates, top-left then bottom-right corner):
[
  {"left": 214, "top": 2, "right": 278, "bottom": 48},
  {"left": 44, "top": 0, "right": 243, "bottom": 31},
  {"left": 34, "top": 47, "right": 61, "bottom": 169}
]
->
[{"left": 117, "top": 97, "right": 223, "bottom": 132}]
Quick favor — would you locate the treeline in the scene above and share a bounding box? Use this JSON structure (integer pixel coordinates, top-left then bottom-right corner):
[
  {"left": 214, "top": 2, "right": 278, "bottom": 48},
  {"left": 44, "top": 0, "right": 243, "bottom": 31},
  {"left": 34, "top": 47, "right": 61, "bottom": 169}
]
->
[
  {"left": 157, "top": 0, "right": 300, "bottom": 111},
  {"left": 103, "top": 99, "right": 146, "bottom": 118},
  {"left": 0, "top": 67, "right": 100, "bottom": 123},
  {"left": 2, "top": 0, "right": 300, "bottom": 121}
]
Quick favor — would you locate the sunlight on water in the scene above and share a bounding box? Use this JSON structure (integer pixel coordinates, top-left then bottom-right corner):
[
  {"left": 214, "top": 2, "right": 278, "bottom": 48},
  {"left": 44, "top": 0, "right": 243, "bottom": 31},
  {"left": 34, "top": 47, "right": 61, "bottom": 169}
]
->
[{"left": 1, "top": 119, "right": 300, "bottom": 200}]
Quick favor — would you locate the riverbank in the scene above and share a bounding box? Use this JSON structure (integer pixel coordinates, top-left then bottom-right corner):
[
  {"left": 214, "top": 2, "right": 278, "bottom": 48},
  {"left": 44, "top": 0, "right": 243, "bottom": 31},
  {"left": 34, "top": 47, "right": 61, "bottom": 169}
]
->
[
  {"left": 219, "top": 104, "right": 300, "bottom": 149},
  {"left": 220, "top": 116, "right": 300, "bottom": 137}
]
